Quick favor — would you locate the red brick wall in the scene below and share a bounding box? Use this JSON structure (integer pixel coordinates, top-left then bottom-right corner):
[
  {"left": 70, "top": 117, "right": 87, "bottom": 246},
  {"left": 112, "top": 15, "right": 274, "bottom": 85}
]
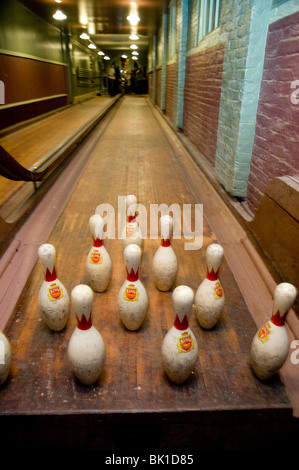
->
[
  {"left": 148, "top": 69, "right": 161, "bottom": 107},
  {"left": 247, "top": 11, "right": 299, "bottom": 213},
  {"left": 165, "top": 63, "right": 176, "bottom": 121},
  {"left": 183, "top": 43, "right": 225, "bottom": 167},
  {"left": 148, "top": 71, "right": 153, "bottom": 99},
  {"left": 156, "top": 68, "right": 161, "bottom": 109}
]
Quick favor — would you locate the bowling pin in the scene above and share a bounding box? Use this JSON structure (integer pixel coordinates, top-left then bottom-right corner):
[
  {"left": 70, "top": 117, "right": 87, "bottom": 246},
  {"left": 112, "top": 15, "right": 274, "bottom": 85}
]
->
[
  {"left": 161, "top": 286, "right": 198, "bottom": 384},
  {"left": 250, "top": 282, "right": 297, "bottom": 380},
  {"left": 0, "top": 331, "right": 12, "bottom": 386},
  {"left": 86, "top": 214, "right": 112, "bottom": 292},
  {"left": 68, "top": 284, "right": 105, "bottom": 385},
  {"left": 121, "top": 194, "right": 143, "bottom": 249},
  {"left": 194, "top": 243, "right": 225, "bottom": 329},
  {"left": 38, "top": 243, "right": 70, "bottom": 331},
  {"left": 153, "top": 215, "right": 177, "bottom": 291},
  {"left": 118, "top": 244, "right": 148, "bottom": 330}
]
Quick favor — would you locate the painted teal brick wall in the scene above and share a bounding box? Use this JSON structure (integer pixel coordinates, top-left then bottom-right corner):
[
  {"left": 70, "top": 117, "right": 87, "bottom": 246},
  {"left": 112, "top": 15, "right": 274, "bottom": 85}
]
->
[
  {"left": 176, "top": 0, "right": 188, "bottom": 129},
  {"left": 161, "top": 12, "right": 168, "bottom": 111},
  {"left": 214, "top": 0, "right": 272, "bottom": 197},
  {"left": 164, "top": 0, "right": 189, "bottom": 128},
  {"left": 172, "top": 0, "right": 180, "bottom": 126}
]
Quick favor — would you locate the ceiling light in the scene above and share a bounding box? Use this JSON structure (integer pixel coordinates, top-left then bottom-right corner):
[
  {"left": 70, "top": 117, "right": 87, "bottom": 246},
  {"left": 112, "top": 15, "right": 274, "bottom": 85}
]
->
[
  {"left": 88, "top": 43, "right": 96, "bottom": 49},
  {"left": 98, "top": 50, "right": 105, "bottom": 56},
  {"left": 130, "top": 44, "right": 138, "bottom": 50},
  {"left": 104, "top": 56, "right": 110, "bottom": 60},
  {"left": 79, "top": 1, "right": 88, "bottom": 26},
  {"left": 53, "top": 9, "right": 67, "bottom": 20},
  {"left": 55, "top": 0, "right": 62, "bottom": 3},
  {"left": 80, "top": 32, "right": 90, "bottom": 40},
  {"left": 127, "top": 13, "right": 140, "bottom": 26},
  {"left": 122, "top": 55, "right": 128, "bottom": 59},
  {"left": 129, "top": 33, "right": 139, "bottom": 40}
]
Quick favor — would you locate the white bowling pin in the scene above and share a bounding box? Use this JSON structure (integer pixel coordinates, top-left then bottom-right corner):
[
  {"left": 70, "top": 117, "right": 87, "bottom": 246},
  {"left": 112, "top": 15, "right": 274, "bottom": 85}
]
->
[
  {"left": 121, "top": 194, "right": 143, "bottom": 249},
  {"left": 161, "top": 285, "right": 198, "bottom": 384},
  {"left": 250, "top": 282, "right": 297, "bottom": 380},
  {"left": 118, "top": 244, "right": 148, "bottom": 330},
  {"left": 0, "top": 331, "right": 12, "bottom": 386},
  {"left": 194, "top": 243, "right": 225, "bottom": 329},
  {"left": 153, "top": 215, "right": 177, "bottom": 291},
  {"left": 68, "top": 284, "right": 105, "bottom": 385},
  {"left": 86, "top": 214, "right": 112, "bottom": 292},
  {"left": 38, "top": 243, "right": 70, "bottom": 331}
]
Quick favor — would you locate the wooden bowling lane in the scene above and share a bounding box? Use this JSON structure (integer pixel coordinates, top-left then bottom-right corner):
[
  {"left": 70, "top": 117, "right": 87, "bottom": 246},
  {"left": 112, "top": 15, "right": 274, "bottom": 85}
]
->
[
  {"left": 0, "top": 95, "right": 297, "bottom": 451},
  {"left": 0, "top": 95, "right": 119, "bottom": 207}
]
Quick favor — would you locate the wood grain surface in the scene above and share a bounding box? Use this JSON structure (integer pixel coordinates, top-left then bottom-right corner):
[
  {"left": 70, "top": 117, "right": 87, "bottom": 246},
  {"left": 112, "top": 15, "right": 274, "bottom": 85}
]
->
[
  {"left": 0, "top": 96, "right": 296, "bottom": 451},
  {"left": 0, "top": 96, "right": 115, "bottom": 205}
]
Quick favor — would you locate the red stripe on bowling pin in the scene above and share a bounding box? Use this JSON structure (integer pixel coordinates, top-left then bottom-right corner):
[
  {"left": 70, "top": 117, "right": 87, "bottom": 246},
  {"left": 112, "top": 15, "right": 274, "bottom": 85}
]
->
[{"left": 45, "top": 267, "right": 57, "bottom": 282}]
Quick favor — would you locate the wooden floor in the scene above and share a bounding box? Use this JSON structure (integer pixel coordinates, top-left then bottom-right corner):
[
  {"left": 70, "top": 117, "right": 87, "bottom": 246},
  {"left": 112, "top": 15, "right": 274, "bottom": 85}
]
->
[{"left": 0, "top": 95, "right": 298, "bottom": 451}]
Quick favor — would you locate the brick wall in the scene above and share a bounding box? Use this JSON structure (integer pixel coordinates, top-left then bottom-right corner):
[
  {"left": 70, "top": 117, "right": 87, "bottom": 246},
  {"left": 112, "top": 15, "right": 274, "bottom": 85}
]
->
[
  {"left": 214, "top": 0, "right": 273, "bottom": 198},
  {"left": 147, "top": 69, "right": 161, "bottom": 106},
  {"left": 247, "top": 11, "right": 299, "bottom": 213},
  {"left": 156, "top": 68, "right": 161, "bottom": 109},
  {"left": 183, "top": 43, "right": 225, "bottom": 167},
  {"left": 165, "top": 63, "right": 176, "bottom": 121},
  {"left": 148, "top": 71, "right": 153, "bottom": 100}
]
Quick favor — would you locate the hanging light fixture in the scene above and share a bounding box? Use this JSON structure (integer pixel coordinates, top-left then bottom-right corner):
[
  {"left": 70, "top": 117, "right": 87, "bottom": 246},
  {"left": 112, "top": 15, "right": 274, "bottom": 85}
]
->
[
  {"left": 80, "top": 32, "right": 90, "bottom": 40},
  {"left": 104, "top": 55, "right": 110, "bottom": 60},
  {"left": 53, "top": 8, "right": 67, "bottom": 20},
  {"left": 88, "top": 43, "right": 96, "bottom": 49},
  {"left": 98, "top": 50, "right": 105, "bottom": 56},
  {"left": 130, "top": 44, "right": 138, "bottom": 50},
  {"left": 129, "top": 33, "right": 139, "bottom": 40},
  {"left": 127, "top": 13, "right": 140, "bottom": 26},
  {"left": 127, "top": 2, "right": 140, "bottom": 26}
]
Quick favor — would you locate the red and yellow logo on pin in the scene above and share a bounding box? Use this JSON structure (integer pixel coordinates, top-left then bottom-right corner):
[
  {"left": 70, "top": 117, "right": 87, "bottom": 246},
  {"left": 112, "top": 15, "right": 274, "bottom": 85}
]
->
[
  {"left": 177, "top": 332, "right": 194, "bottom": 353},
  {"left": 124, "top": 284, "right": 139, "bottom": 301},
  {"left": 47, "top": 283, "right": 63, "bottom": 302},
  {"left": 258, "top": 322, "right": 272, "bottom": 343},
  {"left": 89, "top": 249, "right": 103, "bottom": 264},
  {"left": 213, "top": 281, "right": 223, "bottom": 300},
  {"left": 126, "top": 224, "right": 136, "bottom": 238}
]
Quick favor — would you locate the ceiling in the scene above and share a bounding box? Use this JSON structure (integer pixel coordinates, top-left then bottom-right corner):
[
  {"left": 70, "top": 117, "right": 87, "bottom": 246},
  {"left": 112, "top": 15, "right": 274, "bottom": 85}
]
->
[{"left": 19, "top": 0, "right": 168, "bottom": 52}]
